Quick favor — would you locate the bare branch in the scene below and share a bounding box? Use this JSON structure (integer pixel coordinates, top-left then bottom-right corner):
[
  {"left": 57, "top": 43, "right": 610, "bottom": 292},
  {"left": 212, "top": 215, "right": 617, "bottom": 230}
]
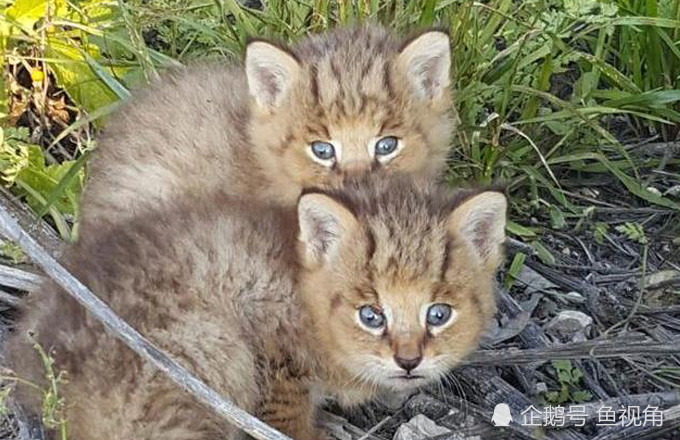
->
[
  {"left": 464, "top": 337, "right": 680, "bottom": 366},
  {"left": 0, "top": 265, "right": 42, "bottom": 291}
]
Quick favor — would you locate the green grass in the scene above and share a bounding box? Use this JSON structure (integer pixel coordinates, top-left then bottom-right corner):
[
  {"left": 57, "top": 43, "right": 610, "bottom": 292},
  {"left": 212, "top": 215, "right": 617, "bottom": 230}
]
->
[{"left": 0, "top": 0, "right": 679, "bottom": 242}]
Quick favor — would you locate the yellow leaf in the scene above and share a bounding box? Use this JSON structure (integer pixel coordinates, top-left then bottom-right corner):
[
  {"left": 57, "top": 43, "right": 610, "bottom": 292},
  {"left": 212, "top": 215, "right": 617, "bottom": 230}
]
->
[
  {"left": 5, "top": 0, "right": 67, "bottom": 31},
  {"left": 45, "top": 37, "right": 120, "bottom": 112}
]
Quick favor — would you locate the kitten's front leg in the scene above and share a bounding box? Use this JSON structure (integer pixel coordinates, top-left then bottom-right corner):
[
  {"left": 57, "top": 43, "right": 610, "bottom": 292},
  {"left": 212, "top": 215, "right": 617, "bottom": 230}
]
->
[{"left": 259, "top": 370, "right": 327, "bottom": 440}]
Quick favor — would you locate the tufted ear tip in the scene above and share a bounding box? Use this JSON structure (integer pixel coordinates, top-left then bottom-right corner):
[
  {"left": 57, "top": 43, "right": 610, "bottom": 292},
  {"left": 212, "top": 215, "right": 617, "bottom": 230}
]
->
[
  {"left": 245, "top": 40, "right": 300, "bottom": 109},
  {"left": 297, "top": 193, "right": 359, "bottom": 267},
  {"left": 397, "top": 30, "right": 451, "bottom": 101},
  {"left": 447, "top": 192, "right": 507, "bottom": 269}
]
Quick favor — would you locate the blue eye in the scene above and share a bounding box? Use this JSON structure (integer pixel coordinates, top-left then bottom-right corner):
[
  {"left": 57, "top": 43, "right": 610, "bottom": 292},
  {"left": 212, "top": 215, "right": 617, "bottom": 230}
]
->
[
  {"left": 358, "top": 305, "right": 385, "bottom": 329},
  {"left": 426, "top": 304, "right": 452, "bottom": 327},
  {"left": 311, "top": 141, "right": 335, "bottom": 160},
  {"left": 375, "top": 136, "right": 399, "bottom": 156}
]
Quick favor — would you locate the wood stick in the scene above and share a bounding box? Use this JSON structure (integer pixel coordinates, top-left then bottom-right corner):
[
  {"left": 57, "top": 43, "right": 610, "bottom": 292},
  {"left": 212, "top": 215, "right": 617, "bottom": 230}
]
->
[
  {"left": 0, "top": 205, "right": 293, "bottom": 440},
  {"left": 0, "top": 264, "right": 42, "bottom": 291},
  {"left": 464, "top": 337, "right": 680, "bottom": 366}
]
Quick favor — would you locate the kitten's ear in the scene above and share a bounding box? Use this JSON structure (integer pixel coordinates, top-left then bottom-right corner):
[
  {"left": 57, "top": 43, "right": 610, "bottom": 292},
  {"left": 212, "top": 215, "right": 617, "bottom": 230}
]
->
[
  {"left": 447, "top": 192, "right": 507, "bottom": 270},
  {"left": 298, "top": 193, "right": 359, "bottom": 266},
  {"left": 396, "top": 30, "right": 451, "bottom": 101},
  {"left": 245, "top": 40, "right": 301, "bottom": 109}
]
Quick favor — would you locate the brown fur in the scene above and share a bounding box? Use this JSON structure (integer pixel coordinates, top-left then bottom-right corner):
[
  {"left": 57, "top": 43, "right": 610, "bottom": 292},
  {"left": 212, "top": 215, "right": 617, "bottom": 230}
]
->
[
  {"left": 80, "top": 24, "right": 453, "bottom": 234},
  {"left": 8, "top": 174, "right": 505, "bottom": 440}
]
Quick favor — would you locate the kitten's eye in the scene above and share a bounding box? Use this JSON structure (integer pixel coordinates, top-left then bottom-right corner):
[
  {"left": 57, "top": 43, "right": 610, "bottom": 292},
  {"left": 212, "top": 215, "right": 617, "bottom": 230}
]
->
[
  {"left": 426, "top": 304, "right": 452, "bottom": 327},
  {"left": 311, "top": 141, "right": 336, "bottom": 160},
  {"left": 358, "top": 305, "right": 385, "bottom": 329},
  {"left": 374, "top": 136, "right": 399, "bottom": 157}
]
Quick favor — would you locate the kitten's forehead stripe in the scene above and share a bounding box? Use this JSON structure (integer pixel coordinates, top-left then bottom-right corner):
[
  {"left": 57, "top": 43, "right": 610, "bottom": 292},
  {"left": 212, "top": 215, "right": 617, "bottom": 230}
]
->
[
  {"left": 360, "top": 59, "right": 373, "bottom": 83},
  {"left": 309, "top": 65, "right": 320, "bottom": 106},
  {"left": 365, "top": 227, "right": 376, "bottom": 268},
  {"left": 330, "top": 294, "right": 341, "bottom": 310},
  {"left": 354, "top": 287, "right": 378, "bottom": 303},
  {"left": 382, "top": 62, "right": 395, "bottom": 101},
  {"left": 304, "top": 124, "right": 330, "bottom": 140},
  {"left": 319, "top": 176, "right": 494, "bottom": 291},
  {"left": 295, "top": 25, "right": 402, "bottom": 121},
  {"left": 379, "top": 120, "right": 404, "bottom": 135},
  {"left": 439, "top": 238, "right": 452, "bottom": 282},
  {"left": 470, "top": 290, "right": 483, "bottom": 312}
]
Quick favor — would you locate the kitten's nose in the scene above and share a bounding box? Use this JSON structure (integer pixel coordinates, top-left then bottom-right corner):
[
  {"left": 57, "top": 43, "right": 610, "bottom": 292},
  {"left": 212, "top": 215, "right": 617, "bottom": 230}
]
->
[{"left": 394, "top": 355, "right": 422, "bottom": 373}]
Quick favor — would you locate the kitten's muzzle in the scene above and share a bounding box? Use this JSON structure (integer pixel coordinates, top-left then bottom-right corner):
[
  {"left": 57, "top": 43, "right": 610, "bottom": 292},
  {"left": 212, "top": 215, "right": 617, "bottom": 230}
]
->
[{"left": 394, "top": 355, "right": 422, "bottom": 373}]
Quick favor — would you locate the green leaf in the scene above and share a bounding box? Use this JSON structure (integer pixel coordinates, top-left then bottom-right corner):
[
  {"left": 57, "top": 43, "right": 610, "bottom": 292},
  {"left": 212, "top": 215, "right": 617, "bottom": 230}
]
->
[
  {"left": 36, "top": 150, "right": 90, "bottom": 218},
  {"left": 83, "top": 52, "right": 131, "bottom": 100},
  {"left": 615, "top": 222, "right": 648, "bottom": 244},
  {"left": 15, "top": 145, "right": 83, "bottom": 216},
  {"left": 504, "top": 252, "right": 526, "bottom": 290},
  {"left": 552, "top": 359, "right": 572, "bottom": 373},
  {"left": 506, "top": 220, "right": 537, "bottom": 238},
  {"left": 550, "top": 206, "right": 566, "bottom": 229},
  {"left": 531, "top": 240, "right": 556, "bottom": 265},
  {"left": 45, "top": 37, "right": 121, "bottom": 112},
  {"left": 611, "top": 16, "right": 680, "bottom": 28},
  {"left": 603, "top": 89, "right": 680, "bottom": 108},
  {"left": 549, "top": 152, "right": 680, "bottom": 210},
  {"left": 418, "top": 0, "right": 437, "bottom": 26},
  {"left": 594, "top": 222, "right": 608, "bottom": 245},
  {"left": 572, "top": 390, "right": 593, "bottom": 403}
]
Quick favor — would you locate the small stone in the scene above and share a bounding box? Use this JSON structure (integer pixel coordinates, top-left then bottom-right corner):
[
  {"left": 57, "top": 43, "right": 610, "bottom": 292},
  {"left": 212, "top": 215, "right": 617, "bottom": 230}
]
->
[
  {"left": 546, "top": 310, "right": 593, "bottom": 342},
  {"left": 403, "top": 393, "right": 450, "bottom": 420},
  {"left": 645, "top": 186, "right": 662, "bottom": 196},
  {"left": 665, "top": 185, "right": 680, "bottom": 196},
  {"left": 580, "top": 188, "right": 599, "bottom": 198},
  {"left": 438, "top": 407, "right": 479, "bottom": 431},
  {"left": 535, "top": 382, "right": 548, "bottom": 393},
  {"left": 393, "top": 415, "right": 450, "bottom": 440},
  {"left": 643, "top": 270, "right": 680, "bottom": 290},
  {"left": 566, "top": 291, "right": 586, "bottom": 303}
]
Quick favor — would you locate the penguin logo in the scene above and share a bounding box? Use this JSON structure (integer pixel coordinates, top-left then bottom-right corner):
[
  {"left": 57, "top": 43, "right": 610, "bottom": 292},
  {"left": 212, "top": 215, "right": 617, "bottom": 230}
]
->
[{"left": 492, "top": 403, "right": 513, "bottom": 426}]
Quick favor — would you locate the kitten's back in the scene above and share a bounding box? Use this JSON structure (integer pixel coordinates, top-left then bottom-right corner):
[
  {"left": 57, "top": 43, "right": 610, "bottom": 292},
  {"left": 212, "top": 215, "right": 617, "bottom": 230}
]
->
[
  {"left": 81, "top": 64, "right": 263, "bottom": 230},
  {"left": 8, "top": 190, "right": 299, "bottom": 415}
]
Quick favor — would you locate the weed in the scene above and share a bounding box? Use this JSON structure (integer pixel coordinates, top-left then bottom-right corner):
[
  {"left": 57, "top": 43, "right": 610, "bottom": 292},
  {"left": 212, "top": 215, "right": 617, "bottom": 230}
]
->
[
  {"left": 0, "top": 241, "right": 24, "bottom": 262},
  {"left": 616, "top": 221, "right": 648, "bottom": 244},
  {"left": 0, "top": 335, "right": 68, "bottom": 440},
  {"left": 30, "top": 337, "right": 68, "bottom": 440},
  {"left": 542, "top": 360, "right": 593, "bottom": 405}
]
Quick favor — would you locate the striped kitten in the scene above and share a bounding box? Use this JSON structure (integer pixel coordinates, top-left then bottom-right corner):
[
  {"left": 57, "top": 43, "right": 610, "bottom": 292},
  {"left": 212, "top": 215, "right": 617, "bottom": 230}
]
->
[
  {"left": 9, "top": 174, "right": 506, "bottom": 440},
  {"left": 82, "top": 25, "right": 452, "bottom": 227},
  {"left": 80, "top": 24, "right": 453, "bottom": 232}
]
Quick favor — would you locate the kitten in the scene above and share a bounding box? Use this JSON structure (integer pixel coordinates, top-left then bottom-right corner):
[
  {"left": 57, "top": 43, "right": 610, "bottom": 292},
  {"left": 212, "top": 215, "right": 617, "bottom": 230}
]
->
[
  {"left": 80, "top": 25, "right": 453, "bottom": 232},
  {"left": 8, "top": 173, "right": 506, "bottom": 440}
]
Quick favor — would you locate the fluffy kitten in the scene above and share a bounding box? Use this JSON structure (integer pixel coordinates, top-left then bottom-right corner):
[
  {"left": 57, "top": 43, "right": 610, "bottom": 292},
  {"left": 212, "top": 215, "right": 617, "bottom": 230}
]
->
[
  {"left": 8, "top": 174, "right": 506, "bottom": 440},
  {"left": 81, "top": 25, "right": 453, "bottom": 231}
]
